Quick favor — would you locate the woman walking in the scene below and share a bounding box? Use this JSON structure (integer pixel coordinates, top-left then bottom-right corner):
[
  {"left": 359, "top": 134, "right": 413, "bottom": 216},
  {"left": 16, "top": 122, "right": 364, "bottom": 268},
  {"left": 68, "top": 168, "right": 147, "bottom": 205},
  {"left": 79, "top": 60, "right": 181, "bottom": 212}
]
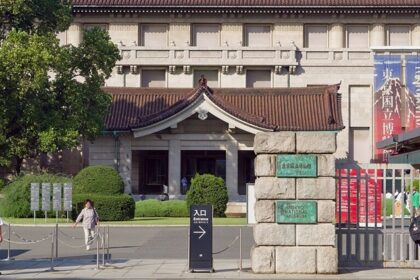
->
[{"left": 73, "top": 199, "right": 99, "bottom": 250}]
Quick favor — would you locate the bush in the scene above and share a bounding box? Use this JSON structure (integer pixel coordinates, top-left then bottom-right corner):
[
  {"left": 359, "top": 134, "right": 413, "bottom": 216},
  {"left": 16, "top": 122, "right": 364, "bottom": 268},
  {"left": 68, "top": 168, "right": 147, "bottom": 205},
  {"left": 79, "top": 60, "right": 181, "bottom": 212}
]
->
[
  {"left": 0, "top": 179, "right": 5, "bottom": 192},
  {"left": 186, "top": 174, "right": 228, "bottom": 217},
  {"left": 406, "top": 179, "right": 420, "bottom": 192},
  {"left": 0, "top": 173, "right": 71, "bottom": 218},
  {"left": 73, "top": 166, "right": 124, "bottom": 195},
  {"left": 135, "top": 199, "right": 188, "bottom": 217},
  {"left": 72, "top": 193, "right": 135, "bottom": 221}
]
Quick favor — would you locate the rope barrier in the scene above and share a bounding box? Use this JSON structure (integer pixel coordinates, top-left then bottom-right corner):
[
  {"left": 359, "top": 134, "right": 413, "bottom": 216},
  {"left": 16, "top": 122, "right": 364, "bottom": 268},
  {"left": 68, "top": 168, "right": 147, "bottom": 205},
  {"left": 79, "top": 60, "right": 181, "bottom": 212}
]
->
[
  {"left": 9, "top": 231, "right": 53, "bottom": 245},
  {"left": 57, "top": 231, "right": 101, "bottom": 249},
  {"left": 212, "top": 235, "right": 239, "bottom": 255},
  {"left": 58, "top": 229, "right": 85, "bottom": 240}
]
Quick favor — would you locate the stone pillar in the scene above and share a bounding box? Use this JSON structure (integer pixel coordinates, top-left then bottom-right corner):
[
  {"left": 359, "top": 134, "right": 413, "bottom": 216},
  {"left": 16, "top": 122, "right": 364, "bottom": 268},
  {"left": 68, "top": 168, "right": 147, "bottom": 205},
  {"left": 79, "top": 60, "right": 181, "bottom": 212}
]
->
[
  {"left": 168, "top": 139, "right": 181, "bottom": 198},
  {"left": 413, "top": 24, "right": 420, "bottom": 46},
  {"left": 252, "top": 132, "right": 337, "bottom": 274},
  {"left": 67, "top": 23, "right": 82, "bottom": 46},
  {"left": 329, "top": 23, "right": 344, "bottom": 49},
  {"left": 119, "top": 135, "right": 132, "bottom": 193},
  {"left": 370, "top": 24, "right": 385, "bottom": 46},
  {"left": 226, "top": 141, "right": 238, "bottom": 201}
]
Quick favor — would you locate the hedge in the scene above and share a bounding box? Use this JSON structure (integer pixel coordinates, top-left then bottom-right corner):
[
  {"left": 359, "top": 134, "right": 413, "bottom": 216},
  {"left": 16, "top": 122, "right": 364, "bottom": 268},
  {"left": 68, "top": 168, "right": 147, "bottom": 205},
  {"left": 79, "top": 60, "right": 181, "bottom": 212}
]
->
[
  {"left": 73, "top": 166, "right": 124, "bottom": 195},
  {"left": 186, "top": 174, "right": 228, "bottom": 217},
  {"left": 135, "top": 199, "right": 188, "bottom": 217},
  {"left": 0, "top": 173, "right": 71, "bottom": 218},
  {"left": 72, "top": 193, "right": 135, "bottom": 221}
]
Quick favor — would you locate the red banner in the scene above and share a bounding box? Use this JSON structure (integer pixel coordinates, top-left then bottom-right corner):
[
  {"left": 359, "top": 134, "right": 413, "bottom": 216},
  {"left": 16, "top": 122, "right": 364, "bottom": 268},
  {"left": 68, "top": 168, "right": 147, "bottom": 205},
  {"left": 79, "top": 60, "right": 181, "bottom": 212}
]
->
[{"left": 336, "top": 169, "right": 382, "bottom": 225}]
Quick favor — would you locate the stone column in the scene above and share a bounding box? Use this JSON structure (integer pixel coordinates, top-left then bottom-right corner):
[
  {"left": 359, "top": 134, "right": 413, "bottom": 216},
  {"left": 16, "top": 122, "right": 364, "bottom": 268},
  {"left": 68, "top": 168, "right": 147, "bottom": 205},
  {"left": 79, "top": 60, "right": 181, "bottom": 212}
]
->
[
  {"left": 252, "top": 132, "right": 337, "bottom": 274},
  {"left": 329, "top": 23, "right": 344, "bottom": 49},
  {"left": 226, "top": 141, "right": 238, "bottom": 201},
  {"left": 67, "top": 23, "right": 82, "bottom": 46},
  {"left": 370, "top": 23, "right": 385, "bottom": 46},
  {"left": 119, "top": 135, "right": 132, "bottom": 193},
  {"left": 413, "top": 24, "right": 420, "bottom": 46},
  {"left": 168, "top": 139, "right": 181, "bottom": 198}
]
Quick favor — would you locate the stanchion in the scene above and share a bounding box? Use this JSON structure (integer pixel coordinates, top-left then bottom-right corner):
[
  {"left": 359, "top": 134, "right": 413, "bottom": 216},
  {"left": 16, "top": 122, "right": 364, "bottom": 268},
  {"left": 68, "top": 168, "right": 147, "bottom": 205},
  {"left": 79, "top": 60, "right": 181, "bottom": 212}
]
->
[
  {"left": 2, "top": 224, "right": 14, "bottom": 261},
  {"left": 47, "top": 226, "right": 55, "bottom": 271},
  {"left": 238, "top": 228, "right": 242, "bottom": 272},
  {"left": 55, "top": 224, "right": 58, "bottom": 259},
  {"left": 102, "top": 227, "right": 105, "bottom": 267},
  {"left": 96, "top": 229, "right": 100, "bottom": 270},
  {"left": 107, "top": 225, "right": 110, "bottom": 263}
]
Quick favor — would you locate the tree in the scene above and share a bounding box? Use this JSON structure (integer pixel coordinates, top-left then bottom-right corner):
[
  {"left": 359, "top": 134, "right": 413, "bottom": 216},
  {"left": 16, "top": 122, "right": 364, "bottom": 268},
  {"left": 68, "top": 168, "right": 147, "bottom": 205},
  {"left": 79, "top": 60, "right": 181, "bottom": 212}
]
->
[{"left": 0, "top": 1, "right": 120, "bottom": 173}]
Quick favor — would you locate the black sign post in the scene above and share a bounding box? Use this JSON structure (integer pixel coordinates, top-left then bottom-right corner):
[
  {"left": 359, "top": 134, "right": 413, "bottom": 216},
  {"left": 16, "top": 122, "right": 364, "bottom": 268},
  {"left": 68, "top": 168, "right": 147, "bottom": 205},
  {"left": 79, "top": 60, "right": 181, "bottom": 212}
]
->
[{"left": 189, "top": 204, "right": 213, "bottom": 272}]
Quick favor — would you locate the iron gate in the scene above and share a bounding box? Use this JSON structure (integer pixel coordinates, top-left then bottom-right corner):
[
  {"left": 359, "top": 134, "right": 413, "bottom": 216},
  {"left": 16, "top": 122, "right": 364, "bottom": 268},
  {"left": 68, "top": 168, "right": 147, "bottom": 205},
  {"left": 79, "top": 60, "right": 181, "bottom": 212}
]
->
[{"left": 336, "top": 163, "right": 420, "bottom": 268}]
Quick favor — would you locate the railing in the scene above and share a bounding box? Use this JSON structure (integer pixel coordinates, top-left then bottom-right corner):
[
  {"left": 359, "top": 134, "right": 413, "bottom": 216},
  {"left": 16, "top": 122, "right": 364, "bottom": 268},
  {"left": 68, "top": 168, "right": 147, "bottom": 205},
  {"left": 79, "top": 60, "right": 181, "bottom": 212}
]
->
[{"left": 117, "top": 45, "right": 298, "bottom": 68}]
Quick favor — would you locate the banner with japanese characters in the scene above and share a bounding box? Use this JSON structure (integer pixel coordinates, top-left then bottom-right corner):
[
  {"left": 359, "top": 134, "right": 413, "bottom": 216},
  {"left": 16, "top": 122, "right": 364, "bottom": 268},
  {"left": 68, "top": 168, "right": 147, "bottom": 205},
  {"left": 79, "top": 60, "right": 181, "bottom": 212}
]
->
[
  {"left": 406, "top": 55, "right": 420, "bottom": 128},
  {"left": 374, "top": 55, "right": 402, "bottom": 162}
]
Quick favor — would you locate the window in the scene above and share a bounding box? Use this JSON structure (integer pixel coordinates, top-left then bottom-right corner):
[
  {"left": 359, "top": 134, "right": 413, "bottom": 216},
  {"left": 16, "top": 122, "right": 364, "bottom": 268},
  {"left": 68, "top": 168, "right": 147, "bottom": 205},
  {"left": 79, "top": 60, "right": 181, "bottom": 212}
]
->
[
  {"left": 246, "top": 70, "right": 271, "bottom": 88},
  {"left": 244, "top": 25, "right": 271, "bottom": 47},
  {"left": 350, "top": 128, "right": 371, "bottom": 163},
  {"left": 193, "top": 70, "right": 219, "bottom": 88},
  {"left": 141, "top": 70, "right": 166, "bottom": 87},
  {"left": 387, "top": 25, "right": 410, "bottom": 46},
  {"left": 304, "top": 25, "right": 328, "bottom": 48},
  {"left": 346, "top": 25, "right": 369, "bottom": 48},
  {"left": 140, "top": 24, "right": 168, "bottom": 47},
  {"left": 192, "top": 24, "right": 220, "bottom": 47}
]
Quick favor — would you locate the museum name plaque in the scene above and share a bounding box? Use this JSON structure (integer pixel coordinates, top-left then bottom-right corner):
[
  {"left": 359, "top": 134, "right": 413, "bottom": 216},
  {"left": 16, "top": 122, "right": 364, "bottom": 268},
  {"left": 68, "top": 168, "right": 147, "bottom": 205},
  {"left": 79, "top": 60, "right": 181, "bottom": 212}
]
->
[
  {"left": 276, "top": 201, "right": 317, "bottom": 224},
  {"left": 276, "top": 154, "right": 317, "bottom": 177}
]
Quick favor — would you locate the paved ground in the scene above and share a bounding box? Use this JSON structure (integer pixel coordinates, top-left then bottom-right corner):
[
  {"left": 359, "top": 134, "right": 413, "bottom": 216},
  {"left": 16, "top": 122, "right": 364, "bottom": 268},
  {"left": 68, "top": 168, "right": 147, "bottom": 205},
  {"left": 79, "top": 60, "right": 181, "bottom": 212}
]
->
[
  {"left": 1, "top": 258, "right": 420, "bottom": 279},
  {"left": 0, "top": 225, "right": 252, "bottom": 260}
]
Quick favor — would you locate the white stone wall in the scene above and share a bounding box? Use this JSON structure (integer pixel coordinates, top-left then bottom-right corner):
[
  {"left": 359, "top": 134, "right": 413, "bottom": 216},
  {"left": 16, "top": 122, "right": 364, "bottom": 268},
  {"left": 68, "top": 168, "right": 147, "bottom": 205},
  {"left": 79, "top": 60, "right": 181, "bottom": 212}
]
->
[{"left": 252, "top": 132, "right": 337, "bottom": 274}]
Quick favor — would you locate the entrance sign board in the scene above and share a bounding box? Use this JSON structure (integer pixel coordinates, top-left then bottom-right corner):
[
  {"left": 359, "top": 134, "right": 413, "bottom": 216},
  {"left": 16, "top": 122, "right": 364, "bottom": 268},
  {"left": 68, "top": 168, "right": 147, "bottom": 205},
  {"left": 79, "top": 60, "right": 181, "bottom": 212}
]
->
[
  {"left": 276, "top": 201, "right": 317, "bottom": 224},
  {"left": 53, "top": 183, "right": 62, "bottom": 211},
  {"left": 189, "top": 204, "right": 213, "bottom": 272},
  {"left": 63, "top": 183, "right": 73, "bottom": 211},
  {"left": 30, "top": 183, "right": 40, "bottom": 211},
  {"left": 276, "top": 155, "right": 317, "bottom": 177},
  {"left": 41, "top": 183, "right": 51, "bottom": 211}
]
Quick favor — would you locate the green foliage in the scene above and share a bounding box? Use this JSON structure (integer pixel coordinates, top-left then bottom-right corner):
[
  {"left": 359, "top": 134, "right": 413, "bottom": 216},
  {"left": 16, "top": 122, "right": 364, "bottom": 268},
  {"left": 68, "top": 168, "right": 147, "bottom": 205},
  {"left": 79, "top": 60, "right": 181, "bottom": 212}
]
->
[
  {"left": 186, "top": 174, "right": 228, "bottom": 217},
  {"left": 406, "top": 179, "right": 420, "bottom": 192},
  {"left": 0, "top": 173, "right": 71, "bottom": 218},
  {"left": 0, "top": 4, "right": 120, "bottom": 173},
  {"left": 0, "top": 178, "right": 6, "bottom": 192},
  {"left": 72, "top": 193, "right": 135, "bottom": 221},
  {"left": 73, "top": 166, "right": 124, "bottom": 195},
  {"left": 135, "top": 200, "right": 189, "bottom": 217}
]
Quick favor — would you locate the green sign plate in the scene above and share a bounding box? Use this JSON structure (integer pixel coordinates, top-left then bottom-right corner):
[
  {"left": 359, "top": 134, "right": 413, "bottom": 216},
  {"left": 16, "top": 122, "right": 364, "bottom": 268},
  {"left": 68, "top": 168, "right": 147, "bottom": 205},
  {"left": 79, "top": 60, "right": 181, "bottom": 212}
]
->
[
  {"left": 276, "top": 155, "right": 317, "bottom": 177},
  {"left": 276, "top": 201, "right": 317, "bottom": 224}
]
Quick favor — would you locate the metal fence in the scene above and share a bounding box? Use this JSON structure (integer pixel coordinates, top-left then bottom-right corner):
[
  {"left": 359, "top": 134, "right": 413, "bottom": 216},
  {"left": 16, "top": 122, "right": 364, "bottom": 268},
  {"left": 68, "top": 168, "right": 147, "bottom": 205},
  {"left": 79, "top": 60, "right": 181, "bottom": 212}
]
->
[{"left": 336, "top": 163, "right": 420, "bottom": 268}]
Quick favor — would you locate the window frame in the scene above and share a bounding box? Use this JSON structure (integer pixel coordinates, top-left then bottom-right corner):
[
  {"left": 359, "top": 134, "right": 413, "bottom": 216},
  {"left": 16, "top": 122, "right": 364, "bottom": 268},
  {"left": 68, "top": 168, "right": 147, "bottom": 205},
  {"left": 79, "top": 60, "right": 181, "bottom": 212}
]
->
[
  {"left": 191, "top": 23, "right": 221, "bottom": 47},
  {"left": 140, "top": 68, "right": 167, "bottom": 88},
  {"left": 245, "top": 69, "right": 273, "bottom": 88},
  {"left": 345, "top": 25, "right": 370, "bottom": 49},
  {"left": 304, "top": 24, "right": 329, "bottom": 48},
  {"left": 193, "top": 68, "right": 220, "bottom": 88},
  {"left": 138, "top": 23, "right": 169, "bottom": 47},
  {"left": 243, "top": 24, "right": 273, "bottom": 47},
  {"left": 386, "top": 25, "right": 411, "bottom": 46}
]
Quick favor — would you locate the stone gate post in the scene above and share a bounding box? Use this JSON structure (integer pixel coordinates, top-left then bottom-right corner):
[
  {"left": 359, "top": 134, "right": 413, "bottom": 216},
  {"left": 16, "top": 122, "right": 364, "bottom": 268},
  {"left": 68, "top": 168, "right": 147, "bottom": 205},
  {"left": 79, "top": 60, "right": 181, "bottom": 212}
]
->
[{"left": 251, "top": 131, "right": 337, "bottom": 274}]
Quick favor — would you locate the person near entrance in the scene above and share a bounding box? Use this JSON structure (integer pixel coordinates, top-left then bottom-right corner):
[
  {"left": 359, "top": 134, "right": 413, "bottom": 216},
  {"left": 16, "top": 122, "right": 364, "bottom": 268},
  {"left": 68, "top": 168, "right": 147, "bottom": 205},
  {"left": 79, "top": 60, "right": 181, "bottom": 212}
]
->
[{"left": 73, "top": 199, "right": 99, "bottom": 250}]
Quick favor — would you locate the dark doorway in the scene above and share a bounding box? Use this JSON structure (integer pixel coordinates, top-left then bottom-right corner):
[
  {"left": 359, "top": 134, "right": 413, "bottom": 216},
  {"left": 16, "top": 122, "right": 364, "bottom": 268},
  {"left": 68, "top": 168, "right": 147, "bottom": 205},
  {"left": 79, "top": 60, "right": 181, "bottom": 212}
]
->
[
  {"left": 138, "top": 150, "right": 168, "bottom": 194},
  {"left": 238, "top": 151, "right": 256, "bottom": 195},
  {"left": 181, "top": 150, "right": 226, "bottom": 194}
]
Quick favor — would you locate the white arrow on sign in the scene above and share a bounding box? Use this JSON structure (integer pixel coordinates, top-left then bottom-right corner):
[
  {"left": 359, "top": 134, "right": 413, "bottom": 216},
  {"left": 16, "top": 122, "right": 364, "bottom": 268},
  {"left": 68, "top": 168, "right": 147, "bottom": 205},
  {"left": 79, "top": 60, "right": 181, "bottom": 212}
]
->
[{"left": 193, "top": 226, "right": 206, "bottom": 239}]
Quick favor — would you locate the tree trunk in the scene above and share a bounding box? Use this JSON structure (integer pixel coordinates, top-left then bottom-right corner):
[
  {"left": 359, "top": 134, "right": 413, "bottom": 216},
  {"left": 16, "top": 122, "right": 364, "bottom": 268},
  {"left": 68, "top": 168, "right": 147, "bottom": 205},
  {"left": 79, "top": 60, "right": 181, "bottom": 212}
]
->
[{"left": 15, "top": 157, "right": 23, "bottom": 175}]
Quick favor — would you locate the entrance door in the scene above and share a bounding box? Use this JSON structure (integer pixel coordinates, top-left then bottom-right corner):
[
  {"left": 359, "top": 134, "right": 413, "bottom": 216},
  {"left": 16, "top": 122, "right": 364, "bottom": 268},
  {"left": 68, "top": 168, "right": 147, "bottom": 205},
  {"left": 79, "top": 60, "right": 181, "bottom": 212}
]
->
[
  {"left": 181, "top": 151, "right": 226, "bottom": 194},
  {"left": 138, "top": 150, "right": 168, "bottom": 194}
]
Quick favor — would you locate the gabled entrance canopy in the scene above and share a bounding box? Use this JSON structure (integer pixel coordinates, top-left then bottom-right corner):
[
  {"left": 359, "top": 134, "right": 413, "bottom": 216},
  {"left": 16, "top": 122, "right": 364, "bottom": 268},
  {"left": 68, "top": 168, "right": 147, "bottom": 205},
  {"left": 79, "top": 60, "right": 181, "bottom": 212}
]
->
[{"left": 102, "top": 84, "right": 344, "bottom": 136}]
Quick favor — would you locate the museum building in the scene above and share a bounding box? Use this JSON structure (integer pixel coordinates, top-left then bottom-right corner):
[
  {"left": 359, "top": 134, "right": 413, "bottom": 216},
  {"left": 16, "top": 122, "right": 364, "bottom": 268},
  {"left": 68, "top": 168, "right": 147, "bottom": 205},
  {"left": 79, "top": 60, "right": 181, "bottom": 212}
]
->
[{"left": 61, "top": 0, "right": 420, "bottom": 201}]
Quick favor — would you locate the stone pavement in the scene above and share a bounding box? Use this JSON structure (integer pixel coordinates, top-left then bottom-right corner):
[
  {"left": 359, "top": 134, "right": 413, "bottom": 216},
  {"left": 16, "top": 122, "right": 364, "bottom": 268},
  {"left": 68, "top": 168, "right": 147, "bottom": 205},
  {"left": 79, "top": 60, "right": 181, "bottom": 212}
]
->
[{"left": 0, "top": 258, "right": 419, "bottom": 279}]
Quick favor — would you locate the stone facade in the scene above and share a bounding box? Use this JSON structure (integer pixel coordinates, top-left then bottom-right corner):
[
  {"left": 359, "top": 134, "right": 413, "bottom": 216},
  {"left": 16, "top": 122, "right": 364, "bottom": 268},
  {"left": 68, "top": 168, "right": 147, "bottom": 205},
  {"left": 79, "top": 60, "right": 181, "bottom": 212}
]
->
[{"left": 251, "top": 131, "right": 337, "bottom": 274}]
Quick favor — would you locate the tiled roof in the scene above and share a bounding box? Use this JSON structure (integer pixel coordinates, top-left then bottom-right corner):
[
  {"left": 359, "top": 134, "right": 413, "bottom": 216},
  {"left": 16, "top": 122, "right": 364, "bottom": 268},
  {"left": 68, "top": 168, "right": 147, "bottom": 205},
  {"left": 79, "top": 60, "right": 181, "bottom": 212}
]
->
[
  {"left": 73, "top": 0, "right": 420, "bottom": 7},
  {"left": 103, "top": 85, "right": 344, "bottom": 132}
]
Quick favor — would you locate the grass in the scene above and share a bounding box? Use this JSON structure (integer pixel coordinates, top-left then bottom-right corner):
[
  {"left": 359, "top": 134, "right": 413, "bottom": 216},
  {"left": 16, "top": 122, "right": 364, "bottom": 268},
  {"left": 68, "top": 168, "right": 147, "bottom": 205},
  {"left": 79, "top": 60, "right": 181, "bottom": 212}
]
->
[{"left": 2, "top": 217, "right": 247, "bottom": 226}]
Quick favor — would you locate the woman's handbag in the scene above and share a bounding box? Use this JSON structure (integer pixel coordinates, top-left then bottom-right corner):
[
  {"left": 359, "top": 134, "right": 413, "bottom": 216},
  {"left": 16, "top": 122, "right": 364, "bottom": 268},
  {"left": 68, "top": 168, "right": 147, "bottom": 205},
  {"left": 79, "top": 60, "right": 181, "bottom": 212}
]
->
[{"left": 409, "top": 216, "right": 420, "bottom": 244}]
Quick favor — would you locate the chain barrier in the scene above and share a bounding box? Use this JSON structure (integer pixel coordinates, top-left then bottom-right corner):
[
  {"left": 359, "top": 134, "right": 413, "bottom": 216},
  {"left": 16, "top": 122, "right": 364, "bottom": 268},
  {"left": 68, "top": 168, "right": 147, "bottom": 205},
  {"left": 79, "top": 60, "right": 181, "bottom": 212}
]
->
[
  {"left": 58, "top": 229, "right": 85, "bottom": 240},
  {"left": 212, "top": 235, "right": 239, "bottom": 255},
  {"left": 57, "top": 231, "right": 101, "bottom": 249},
  {"left": 9, "top": 231, "right": 53, "bottom": 245}
]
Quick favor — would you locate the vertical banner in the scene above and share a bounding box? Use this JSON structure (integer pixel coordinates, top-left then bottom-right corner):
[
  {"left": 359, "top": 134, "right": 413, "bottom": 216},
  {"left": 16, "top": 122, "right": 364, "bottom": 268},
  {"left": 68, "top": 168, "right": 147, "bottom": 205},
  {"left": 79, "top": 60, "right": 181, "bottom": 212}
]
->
[
  {"left": 53, "top": 183, "right": 62, "bottom": 211},
  {"left": 336, "top": 168, "right": 382, "bottom": 226},
  {"left": 41, "top": 183, "right": 51, "bottom": 211},
  {"left": 30, "top": 183, "right": 40, "bottom": 211},
  {"left": 63, "top": 183, "right": 73, "bottom": 212},
  {"left": 374, "top": 55, "right": 402, "bottom": 162},
  {"left": 406, "top": 55, "right": 420, "bottom": 128}
]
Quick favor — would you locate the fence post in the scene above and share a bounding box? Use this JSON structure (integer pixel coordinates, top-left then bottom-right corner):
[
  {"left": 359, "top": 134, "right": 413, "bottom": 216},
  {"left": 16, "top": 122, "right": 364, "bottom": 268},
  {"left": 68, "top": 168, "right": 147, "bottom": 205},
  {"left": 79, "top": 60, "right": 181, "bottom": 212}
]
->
[
  {"left": 107, "top": 225, "right": 110, "bottom": 263},
  {"left": 102, "top": 227, "right": 105, "bottom": 267},
  {"left": 55, "top": 224, "right": 58, "bottom": 259},
  {"left": 3, "top": 223, "right": 14, "bottom": 261},
  {"left": 48, "top": 226, "right": 55, "bottom": 271}
]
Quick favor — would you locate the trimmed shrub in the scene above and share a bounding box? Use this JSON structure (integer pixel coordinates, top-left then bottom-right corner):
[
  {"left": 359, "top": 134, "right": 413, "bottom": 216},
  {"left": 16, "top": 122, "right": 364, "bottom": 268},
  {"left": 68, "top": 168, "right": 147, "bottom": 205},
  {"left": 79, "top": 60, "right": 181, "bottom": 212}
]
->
[
  {"left": 73, "top": 166, "right": 124, "bottom": 195},
  {"left": 72, "top": 193, "right": 135, "bottom": 221},
  {"left": 135, "top": 199, "right": 189, "bottom": 217},
  {"left": 0, "top": 173, "right": 71, "bottom": 218},
  {"left": 186, "top": 174, "right": 228, "bottom": 217}
]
